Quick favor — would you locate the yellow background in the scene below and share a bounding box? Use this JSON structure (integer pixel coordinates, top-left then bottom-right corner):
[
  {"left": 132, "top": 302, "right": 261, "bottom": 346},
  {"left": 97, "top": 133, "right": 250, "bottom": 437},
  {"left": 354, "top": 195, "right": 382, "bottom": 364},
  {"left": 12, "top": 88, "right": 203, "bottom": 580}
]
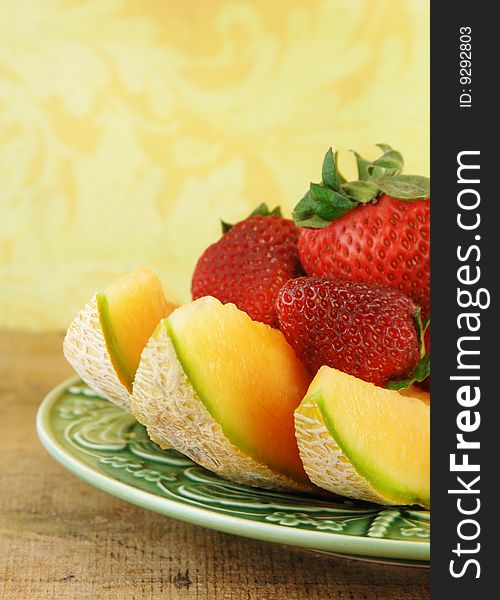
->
[{"left": 0, "top": 0, "right": 429, "bottom": 330}]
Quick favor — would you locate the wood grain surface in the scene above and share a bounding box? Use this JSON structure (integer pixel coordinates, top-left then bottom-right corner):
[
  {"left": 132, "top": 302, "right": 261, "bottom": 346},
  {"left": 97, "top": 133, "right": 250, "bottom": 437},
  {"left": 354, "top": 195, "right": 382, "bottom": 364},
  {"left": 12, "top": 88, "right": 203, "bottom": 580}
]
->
[{"left": 0, "top": 330, "right": 430, "bottom": 599}]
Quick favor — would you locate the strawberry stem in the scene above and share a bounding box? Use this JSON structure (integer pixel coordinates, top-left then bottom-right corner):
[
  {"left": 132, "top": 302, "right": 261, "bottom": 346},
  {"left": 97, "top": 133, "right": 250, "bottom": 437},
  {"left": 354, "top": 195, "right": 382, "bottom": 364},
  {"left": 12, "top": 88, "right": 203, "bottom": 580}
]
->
[{"left": 292, "top": 145, "right": 430, "bottom": 229}]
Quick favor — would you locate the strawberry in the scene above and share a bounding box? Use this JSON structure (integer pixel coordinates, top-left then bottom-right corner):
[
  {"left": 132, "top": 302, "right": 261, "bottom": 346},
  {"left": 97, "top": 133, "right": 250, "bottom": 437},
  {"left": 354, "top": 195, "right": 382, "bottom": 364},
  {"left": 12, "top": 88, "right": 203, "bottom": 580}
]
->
[
  {"left": 191, "top": 204, "right": 303, "bottom": 328},
  {"left": 276, "top": 277, "right": 429, "bottom": 388},
  {"left": 293, "top": 146, "right": 430, "bottom": 318}
]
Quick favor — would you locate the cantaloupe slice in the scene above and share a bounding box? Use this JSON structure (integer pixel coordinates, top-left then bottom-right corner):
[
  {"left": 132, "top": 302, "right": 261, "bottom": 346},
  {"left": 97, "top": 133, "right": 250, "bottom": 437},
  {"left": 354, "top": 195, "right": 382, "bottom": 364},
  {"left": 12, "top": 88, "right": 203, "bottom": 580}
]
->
[
  {"left": 295, "top": 367, "right": 430, "bottom": 507},
  {"left": 63, "top": 269, "right": 176, "bottom": 411},
  {"left": 131, "top": 296, "right": 313, "bottom": 491}
]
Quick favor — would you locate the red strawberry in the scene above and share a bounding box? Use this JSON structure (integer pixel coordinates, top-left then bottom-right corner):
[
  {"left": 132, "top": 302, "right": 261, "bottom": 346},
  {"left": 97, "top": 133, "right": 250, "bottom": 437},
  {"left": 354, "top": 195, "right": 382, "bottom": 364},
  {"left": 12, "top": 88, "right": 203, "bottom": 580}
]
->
[
  {"left": 276, "top": 277, "right": 427, "bottom": 388},
  {"left": 299, "top": 195, "right": 430, "bottom": 317},
  {"left": 192, "top": 204, "right": 303, "bottom": 327},
  {"left": 293, "top": 146, "right": 430, "bottom": 318}
]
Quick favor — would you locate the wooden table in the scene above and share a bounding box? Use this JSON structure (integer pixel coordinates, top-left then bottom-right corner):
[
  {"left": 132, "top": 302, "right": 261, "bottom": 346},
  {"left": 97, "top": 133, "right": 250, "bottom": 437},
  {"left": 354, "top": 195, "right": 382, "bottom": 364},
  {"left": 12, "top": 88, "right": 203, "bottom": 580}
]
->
[{"left": 0, "top": 330, "right": 429, "bottom": 599}]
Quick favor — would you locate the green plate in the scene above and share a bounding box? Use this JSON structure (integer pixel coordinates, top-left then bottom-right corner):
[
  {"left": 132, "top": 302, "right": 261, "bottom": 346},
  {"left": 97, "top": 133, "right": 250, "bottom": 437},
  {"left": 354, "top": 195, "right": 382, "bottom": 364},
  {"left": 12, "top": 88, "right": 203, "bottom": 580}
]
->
[{"left": 36, "top": 377, "right": 430, "bottom": 566}]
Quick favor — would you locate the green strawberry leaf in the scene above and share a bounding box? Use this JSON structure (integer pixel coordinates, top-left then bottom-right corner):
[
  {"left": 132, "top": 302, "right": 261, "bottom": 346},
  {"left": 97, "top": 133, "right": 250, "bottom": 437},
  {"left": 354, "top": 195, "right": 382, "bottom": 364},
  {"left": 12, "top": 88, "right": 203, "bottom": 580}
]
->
[
  {"left": 292, "top": 144, "right": 430, "bottom": 228},
  {"left": 341, "top": 180, "right": 380, "bottom": 203},
  {"left": 292, "top": 189, "right": 336, "bottom": 228},
  {"left": 353, "top": 144, "right": 403, "bottom": 180},
  {"left": 375, "top": 175, "right": 430, "bottom": 200},
  {"left": 250, "top": 203, "right": 282, "bottom": 217},
  {"left": 221, "top": 203, "right": 282, "bottom": 233},
  {"left": 321, "top": 147, "right": 344, "bottom": 191},
  {"left": 220, "top": 219, "right": 233, "bottom": 234},
  {"left": 293, "top": 213, "right": 332, "bottom": 228},
  {"left": 376, "top": 143, "right": 394, "bottom": 154},
  {"left": 413, "top": 307, "right": 424, "bottom": 348},
  {"left": 352, "top": 150, "right": 384, "bottom": 181},
  {"left": 309, "top": 183, "right": 357, "bottom": 220},
  {"left": 372, "top": 149, "right": 404, "bottom": 173},
  {"left": 413, "top": 308, "right": 430, "bottom": 358},
  {"left": 386, "top": 354, "right": 430, "bottom": 391},
  {"left": 412, "top": 353, "right": 431, "bottom": 381}
]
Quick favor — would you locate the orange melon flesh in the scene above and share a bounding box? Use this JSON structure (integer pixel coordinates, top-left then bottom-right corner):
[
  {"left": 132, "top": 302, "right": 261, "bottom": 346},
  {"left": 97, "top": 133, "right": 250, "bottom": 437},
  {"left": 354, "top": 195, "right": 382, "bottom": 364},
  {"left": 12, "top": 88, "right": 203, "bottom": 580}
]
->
[
  {"left": 97, "top": 269, "right": 176, "bottom": 392},
  {"left": 311, "top": 367, "right": 430, "bottom": 506},
  {"left": 166, "top": 297, "right": 312, "bottom": 483}
]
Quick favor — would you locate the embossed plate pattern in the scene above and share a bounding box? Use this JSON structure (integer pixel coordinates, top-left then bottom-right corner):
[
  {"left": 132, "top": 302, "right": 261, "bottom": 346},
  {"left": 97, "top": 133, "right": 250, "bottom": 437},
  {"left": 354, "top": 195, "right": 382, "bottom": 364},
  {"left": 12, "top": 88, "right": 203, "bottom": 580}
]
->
[{"left": 36, "top": 377, "right": 430, "bottom": 565}]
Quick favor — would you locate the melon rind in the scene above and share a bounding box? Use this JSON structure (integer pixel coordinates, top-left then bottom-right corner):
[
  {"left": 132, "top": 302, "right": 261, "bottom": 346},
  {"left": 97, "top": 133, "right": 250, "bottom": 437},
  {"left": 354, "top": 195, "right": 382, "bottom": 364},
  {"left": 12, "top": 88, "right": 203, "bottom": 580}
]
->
[
  {"left": 295, "top": 397, "right": 396, "bottom": 505},
  {"left": 131, "top": 322, "right": 311, "bottom": 492},
  {"left": 63, "top": 294, "right": 131, "bottom": 411}
]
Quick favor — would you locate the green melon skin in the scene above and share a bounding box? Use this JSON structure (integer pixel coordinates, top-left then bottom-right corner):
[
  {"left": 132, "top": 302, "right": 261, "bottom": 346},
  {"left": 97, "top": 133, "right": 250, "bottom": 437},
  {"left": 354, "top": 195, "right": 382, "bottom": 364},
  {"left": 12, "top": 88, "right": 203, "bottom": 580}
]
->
[
  {"left": 295, "top": 367, "right": 430, "bottom": 508},
  {"left": 164, "top": 296, "right": 312, "bottom": 484}
]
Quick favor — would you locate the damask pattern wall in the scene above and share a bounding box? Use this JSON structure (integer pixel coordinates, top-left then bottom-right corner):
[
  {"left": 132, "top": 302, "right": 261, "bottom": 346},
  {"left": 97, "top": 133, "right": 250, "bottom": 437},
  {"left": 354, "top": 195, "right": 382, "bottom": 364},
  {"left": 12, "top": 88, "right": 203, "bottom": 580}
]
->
[{"left": 0, "top": 0, "right": 429, "bottom": 330}]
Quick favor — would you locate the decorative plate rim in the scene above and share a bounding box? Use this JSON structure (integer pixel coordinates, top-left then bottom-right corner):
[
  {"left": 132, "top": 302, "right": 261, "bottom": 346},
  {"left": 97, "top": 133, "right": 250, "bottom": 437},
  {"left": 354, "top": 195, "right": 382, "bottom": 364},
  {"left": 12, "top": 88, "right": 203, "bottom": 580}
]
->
[{"left": 36, "top": 376, "right": 430, "bottom": 563}]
